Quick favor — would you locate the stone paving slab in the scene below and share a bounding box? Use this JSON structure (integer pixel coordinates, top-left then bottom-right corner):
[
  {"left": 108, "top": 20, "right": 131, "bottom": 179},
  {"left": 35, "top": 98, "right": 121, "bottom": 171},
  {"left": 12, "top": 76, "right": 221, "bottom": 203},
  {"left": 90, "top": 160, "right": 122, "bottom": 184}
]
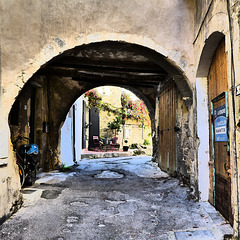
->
[
  {"left": 81, "top": 151, "right": 133, "bottom": 159},
  {"left": 175, "top": 230, "right": 214, "bottom": 240}
]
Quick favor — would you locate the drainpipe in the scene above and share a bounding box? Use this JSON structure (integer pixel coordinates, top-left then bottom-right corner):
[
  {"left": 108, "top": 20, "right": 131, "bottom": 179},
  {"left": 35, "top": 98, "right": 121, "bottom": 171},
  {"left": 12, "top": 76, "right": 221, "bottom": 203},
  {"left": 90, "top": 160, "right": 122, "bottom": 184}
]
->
[{"left": 226, "top": 0, "right": 239, "bottom": 237}]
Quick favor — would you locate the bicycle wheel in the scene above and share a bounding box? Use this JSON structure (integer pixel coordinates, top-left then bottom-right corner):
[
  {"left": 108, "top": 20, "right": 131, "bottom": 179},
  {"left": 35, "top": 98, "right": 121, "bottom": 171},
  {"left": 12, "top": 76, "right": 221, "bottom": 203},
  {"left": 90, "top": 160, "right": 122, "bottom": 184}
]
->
[
  {"left": 17, "top": 162, "right": 25, "bottom": 187},
  {"left": 25, "top": 169, "right": 36, "bottom": 186}
]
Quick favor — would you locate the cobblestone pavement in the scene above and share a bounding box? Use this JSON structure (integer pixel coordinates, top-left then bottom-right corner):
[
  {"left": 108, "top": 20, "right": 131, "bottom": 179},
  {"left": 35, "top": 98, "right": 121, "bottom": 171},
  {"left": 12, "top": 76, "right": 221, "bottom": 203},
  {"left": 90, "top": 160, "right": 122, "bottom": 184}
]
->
[{"left": 0, "top": 156, "right": 233, "bottom": 240}]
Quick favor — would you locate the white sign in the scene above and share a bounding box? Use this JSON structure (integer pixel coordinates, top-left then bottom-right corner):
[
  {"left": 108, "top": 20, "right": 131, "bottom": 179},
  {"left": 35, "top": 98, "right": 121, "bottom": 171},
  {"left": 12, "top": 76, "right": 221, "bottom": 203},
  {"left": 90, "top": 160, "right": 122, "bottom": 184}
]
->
[
  {"left": 236, "top": 84, "right": 240, "bottom": 96},
  {"left": 0, "top": 130, "right": 9, "bottom": 159}
]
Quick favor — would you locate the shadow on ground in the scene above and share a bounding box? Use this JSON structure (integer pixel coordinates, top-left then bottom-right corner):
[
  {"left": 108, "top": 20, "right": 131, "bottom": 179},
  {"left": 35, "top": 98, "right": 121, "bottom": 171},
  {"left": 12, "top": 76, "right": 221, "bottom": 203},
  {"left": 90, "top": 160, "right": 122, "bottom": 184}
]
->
[{"left": 0, "top": 157, "right": 233, "bottom": 240}]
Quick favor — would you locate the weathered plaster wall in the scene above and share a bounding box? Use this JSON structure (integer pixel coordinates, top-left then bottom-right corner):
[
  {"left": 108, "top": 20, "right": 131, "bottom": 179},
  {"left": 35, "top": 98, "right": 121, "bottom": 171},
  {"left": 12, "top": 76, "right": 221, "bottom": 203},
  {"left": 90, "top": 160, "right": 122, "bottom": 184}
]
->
[
  {"left": 194, "top": 0, "right": 229, "bottom": 73},
  {"left": 0, "top": 0, "right": 196, "bottom": 166},
  {"left": 194, "top": 0, "right": 212, "bottom": 36},
  {"left": 1, "top": 0, "right": 195, "bottom": 116},
  {"left": 0, "top": 0, "right": 197, "bottom": 225},
  {"left": 194, "top": 0, "right": 240, "bottom": 236},
  {"left": 0, "top": 150, "right": 22, "bottom": 225}
]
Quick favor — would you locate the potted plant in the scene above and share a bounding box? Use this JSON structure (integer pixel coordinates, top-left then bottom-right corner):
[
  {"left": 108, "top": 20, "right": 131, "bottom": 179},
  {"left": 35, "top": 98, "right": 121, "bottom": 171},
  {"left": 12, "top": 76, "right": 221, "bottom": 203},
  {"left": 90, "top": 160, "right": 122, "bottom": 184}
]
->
[{"left": 123, "top": 140, "right": 129, "bottom": 152}]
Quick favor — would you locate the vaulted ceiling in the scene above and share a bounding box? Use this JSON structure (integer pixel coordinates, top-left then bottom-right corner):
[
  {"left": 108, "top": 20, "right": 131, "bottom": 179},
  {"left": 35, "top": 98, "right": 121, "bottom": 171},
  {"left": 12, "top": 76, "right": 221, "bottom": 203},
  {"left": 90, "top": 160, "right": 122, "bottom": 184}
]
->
[{"left": 37, "top": 41, "right": 168, "bottom": 88}]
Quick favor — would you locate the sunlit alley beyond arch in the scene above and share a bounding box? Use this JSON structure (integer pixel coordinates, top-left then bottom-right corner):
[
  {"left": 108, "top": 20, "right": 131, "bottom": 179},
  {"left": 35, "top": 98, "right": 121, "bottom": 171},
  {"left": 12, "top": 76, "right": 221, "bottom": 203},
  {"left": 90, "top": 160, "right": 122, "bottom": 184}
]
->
[{"left": 60, "top": 86, "right": 153, "bottom": 167}]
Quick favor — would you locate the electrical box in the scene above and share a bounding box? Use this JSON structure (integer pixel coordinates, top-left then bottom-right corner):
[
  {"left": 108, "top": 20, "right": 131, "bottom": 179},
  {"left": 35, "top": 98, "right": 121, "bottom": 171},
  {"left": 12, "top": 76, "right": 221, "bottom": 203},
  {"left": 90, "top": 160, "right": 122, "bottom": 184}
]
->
[{"left": 43, "top": 122, "right": 51, "bottom": 133}]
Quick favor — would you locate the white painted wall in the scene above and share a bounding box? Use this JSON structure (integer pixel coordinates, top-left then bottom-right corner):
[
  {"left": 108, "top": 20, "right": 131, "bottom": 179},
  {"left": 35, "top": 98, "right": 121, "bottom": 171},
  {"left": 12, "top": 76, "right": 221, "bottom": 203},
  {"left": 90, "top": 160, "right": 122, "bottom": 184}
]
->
[
  {"left": 0, "top": 130, "right": 9, "bottom": 160},
  {"left": 0, "top": 97, "right": 8, "bottom": 161},
  {"left": 60, "top": 109, "right": 74, "bottom": 167},
  {"left": 74, "top": 97, "right": 83, "bottom": 162},
  {"left": 60, "top": 96, "right": 83, "bottom": 166},
  {"left": 196, "top": 78, "right": 210, "bottom": 201}
]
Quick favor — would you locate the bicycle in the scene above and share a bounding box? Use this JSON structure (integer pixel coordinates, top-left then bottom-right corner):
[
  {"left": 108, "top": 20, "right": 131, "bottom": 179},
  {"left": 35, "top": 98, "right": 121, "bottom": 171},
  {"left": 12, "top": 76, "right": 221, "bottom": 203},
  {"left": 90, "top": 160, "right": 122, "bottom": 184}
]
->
[{"left": 13, "top": 136, "right": 39, "bottom": 187}]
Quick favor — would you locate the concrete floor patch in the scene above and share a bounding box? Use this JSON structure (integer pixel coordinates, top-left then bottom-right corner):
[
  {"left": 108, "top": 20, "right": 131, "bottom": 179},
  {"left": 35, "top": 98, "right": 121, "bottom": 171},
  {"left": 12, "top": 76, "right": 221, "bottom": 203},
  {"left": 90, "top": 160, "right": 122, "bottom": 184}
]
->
[
  {"left": 66, "top": 216, "right": 80, "bottom": 223},
  {"left": 69, "top": 201, "right": 89, "bottom": 207},
  {"left": 21, "top": 189, "right": 37, "bottom": 194},
  {"left": 94, "top": 170, "right": 124, "bottom": 178},
  {"left": 41, "top": 190, "right": 62, "bottom": 199},
  {"left": 117, "top": 201, "right": 138, "bottom": 216}
]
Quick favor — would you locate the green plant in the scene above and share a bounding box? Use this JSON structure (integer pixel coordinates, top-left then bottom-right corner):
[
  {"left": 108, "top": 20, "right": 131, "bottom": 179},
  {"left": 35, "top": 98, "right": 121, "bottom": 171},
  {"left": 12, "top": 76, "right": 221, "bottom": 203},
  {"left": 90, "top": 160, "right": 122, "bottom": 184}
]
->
[
  {"left": 133, "top": 149, "right": 146, "bottom": 156},
  {"left": 143, "top": 139, "right": 150, "bottom": 145},
  {"left": 58, "top": 163, "right": 72, "bottom": 172},
  {"left": 130, "top": 143, "right": 138, "bottom": 149},
  {"left": 84, "top": 89, "right": 103, "bottom": 109},
  {"left": 84, "top": 89, "right": 151, "bottom": 129},
  {"left": 107, "top": 116, "right": 124, "bottom": 133}
]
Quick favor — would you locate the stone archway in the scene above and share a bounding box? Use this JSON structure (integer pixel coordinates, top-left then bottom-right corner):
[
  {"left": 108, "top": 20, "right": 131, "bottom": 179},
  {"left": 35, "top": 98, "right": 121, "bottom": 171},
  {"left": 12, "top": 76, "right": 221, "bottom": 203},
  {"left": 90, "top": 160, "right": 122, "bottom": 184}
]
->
[
  {"left": 8, "top": 40, "right": 195, "bottom": 195},
  {"left": 196, "top": 31, "right": 235, "bottom": 226},
  {"left": 6, "top": 33, "right": 193, "bottom": 114},
  {"left": 196, "top": 31, "right": 226, "bottom": 202}
]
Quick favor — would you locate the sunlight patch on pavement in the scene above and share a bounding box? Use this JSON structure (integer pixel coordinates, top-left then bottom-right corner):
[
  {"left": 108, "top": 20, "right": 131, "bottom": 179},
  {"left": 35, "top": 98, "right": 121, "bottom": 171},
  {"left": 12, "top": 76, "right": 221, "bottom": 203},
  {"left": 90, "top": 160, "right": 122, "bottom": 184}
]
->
[{"left": 78, "top": 156, "right": 169, "bottom": 179}]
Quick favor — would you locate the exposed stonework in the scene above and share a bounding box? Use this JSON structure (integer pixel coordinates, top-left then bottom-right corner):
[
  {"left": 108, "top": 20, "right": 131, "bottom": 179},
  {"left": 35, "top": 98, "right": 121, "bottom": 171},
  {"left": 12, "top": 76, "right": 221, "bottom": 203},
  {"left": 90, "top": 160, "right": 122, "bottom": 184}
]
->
[{"left": 0, "top": 150, "right": 22, "bottom": 225}]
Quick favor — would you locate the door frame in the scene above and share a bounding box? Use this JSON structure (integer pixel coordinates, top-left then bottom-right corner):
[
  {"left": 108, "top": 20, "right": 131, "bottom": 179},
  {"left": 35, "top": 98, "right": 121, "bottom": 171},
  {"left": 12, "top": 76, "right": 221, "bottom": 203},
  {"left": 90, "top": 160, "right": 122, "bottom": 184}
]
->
[{"left": 210, "top": 91, "right": 229, "bottom": 205}]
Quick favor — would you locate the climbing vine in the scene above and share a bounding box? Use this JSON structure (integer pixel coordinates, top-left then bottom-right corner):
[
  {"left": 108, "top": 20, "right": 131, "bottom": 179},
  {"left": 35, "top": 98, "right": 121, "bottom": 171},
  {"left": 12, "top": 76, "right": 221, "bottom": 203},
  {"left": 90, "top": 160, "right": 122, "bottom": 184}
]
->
[
  {"left": 121, "top": 92, "right": 151, "bottom": 127},
  {"left": 84, "top": 89, "right": 151, "bottom": 130}
]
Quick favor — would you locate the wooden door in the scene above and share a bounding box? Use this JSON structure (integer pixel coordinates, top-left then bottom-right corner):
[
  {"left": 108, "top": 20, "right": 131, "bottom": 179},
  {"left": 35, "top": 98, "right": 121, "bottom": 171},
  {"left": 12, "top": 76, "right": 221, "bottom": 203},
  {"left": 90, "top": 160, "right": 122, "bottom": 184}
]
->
[
  {"left": 208, "top": 38, "right": 233, "bottom": 225},
  {"left": 82, "top": 100, "right": 87, "bottom": 149},
  {"left": 211, "top": 93, "right": 232, "bottom": 224},
  {"left": 158, "top": 82, "right": 177, "bottom": 176},
  {"left": 89, "top": 107, "right": 100, "bottom": 150}
]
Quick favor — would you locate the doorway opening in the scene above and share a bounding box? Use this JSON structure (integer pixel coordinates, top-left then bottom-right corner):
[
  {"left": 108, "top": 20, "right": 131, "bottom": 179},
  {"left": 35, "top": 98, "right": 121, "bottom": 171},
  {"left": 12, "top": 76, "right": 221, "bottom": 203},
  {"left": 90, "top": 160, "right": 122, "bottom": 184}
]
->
[
  {"left": 196, "top": 33, "right": 233, "bottom": 225},
  {"left": 60, "top": 86, "right": 153, "bottom": 166}
]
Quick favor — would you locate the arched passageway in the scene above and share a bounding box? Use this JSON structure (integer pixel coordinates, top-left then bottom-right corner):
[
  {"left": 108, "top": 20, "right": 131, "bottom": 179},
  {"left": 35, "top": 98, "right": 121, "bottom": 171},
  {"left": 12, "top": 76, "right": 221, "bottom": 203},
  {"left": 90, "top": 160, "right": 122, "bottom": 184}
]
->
[
  {"left": 196, "top": 32, "right": 234, "bottom": 225},
  {"left": 8, "top": 41, "right": 195, "bottom": 194}
]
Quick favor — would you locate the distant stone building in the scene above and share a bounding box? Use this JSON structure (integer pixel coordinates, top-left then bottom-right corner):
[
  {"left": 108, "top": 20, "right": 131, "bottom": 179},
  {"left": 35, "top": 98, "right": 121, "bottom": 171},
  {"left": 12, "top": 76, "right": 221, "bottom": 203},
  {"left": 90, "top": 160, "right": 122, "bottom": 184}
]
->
[
  {"left": 60, "top": 86, "right": 152, "bottom": 162},
  {"left": 97, "top": 86, "right": 152, "bottom": 150}
]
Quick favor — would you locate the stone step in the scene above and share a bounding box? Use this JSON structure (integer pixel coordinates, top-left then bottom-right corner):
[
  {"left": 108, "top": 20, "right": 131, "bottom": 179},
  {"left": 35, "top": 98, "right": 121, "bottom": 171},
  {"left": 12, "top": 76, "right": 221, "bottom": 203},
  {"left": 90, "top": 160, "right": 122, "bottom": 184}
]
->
[{"left": 81, "top": 151, "right": 133, "bottom": 159}]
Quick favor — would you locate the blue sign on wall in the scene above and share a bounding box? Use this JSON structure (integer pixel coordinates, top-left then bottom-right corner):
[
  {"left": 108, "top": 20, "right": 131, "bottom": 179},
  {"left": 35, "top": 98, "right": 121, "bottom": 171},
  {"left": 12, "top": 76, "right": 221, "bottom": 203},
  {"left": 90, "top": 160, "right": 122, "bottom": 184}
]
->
[{"left": 214, "top": 105, "right": 227, "bottom": 142}]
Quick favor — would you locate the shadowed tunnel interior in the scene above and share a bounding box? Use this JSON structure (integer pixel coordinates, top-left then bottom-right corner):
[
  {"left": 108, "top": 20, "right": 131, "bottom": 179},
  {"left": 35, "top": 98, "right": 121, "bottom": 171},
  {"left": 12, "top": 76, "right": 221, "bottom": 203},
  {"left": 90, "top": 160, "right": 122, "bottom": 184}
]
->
[{"left": 8, "top": 41, "right": 193, "bottom": 182}]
